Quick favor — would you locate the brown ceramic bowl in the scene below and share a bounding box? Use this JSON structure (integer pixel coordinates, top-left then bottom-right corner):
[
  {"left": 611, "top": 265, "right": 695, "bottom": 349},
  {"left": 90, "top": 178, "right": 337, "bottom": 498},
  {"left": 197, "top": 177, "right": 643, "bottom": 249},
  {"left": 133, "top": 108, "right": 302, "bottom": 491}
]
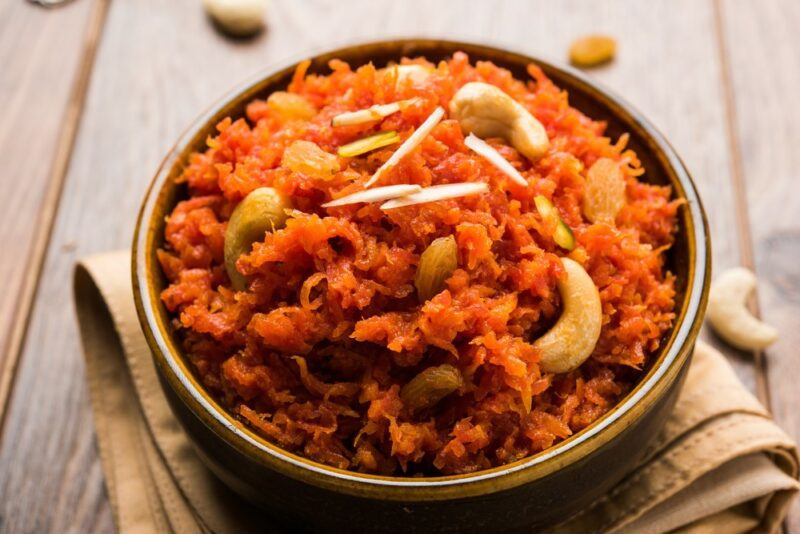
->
[{"left": 133, "top": 39, "right": 710, "bottom": 532}]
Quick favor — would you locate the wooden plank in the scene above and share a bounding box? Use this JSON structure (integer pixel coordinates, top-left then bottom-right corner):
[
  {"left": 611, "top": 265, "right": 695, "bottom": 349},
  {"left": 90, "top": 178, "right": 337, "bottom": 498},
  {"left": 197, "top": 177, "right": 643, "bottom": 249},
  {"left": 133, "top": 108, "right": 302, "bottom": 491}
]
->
[
  {"left": 718, "top": 0, "right": 800, "bottom": 529},
  {"left": 0, "top": 0, "right": 98, "bottom": 420},
  {"left": 0, "top": 0, "right": 753, "bottom": 530},
  {"left": 513, "top": 0, "right": 755, "bottom": 390}
]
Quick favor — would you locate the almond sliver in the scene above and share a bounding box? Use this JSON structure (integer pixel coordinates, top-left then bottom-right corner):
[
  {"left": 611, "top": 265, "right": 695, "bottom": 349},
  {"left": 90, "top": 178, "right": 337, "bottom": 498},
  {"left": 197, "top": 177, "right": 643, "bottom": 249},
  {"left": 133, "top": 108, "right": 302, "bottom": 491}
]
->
[
  {"left": 364, "top": 106, "right": 445, "bottom": 188},
  {"left": 380, "top": 182, "right": 488, "bottom": 210},
  {"left": 333, "top": 104, "right": 399, "bottom": 127},
  {"left": 331, "top": 98, "right": 419, "bottom": 127},
  {"left": 322, "top": 184, "right": 423, "bottom": 208},
  {"left": 464, "top": 134, "right": 528, "bottom": 187}
]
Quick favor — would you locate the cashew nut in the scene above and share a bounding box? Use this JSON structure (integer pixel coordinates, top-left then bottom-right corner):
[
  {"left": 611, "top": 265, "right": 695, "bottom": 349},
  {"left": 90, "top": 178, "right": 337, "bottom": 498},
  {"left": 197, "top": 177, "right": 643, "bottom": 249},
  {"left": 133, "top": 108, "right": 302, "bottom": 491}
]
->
[
  {"left": 203, "top": 0, "right": 267, "bottom": 37},
  {"left": 224, "top": 187, "right": 291, "bottom": 290},
  {"left": 449, "top": 82, "right": 549, "bottom": 162},
  {"left": 707, "top": 267, "right": 778, "bottom": 351},
  {"left": 533, "top": 257, "right": 602, "bottom": 374}
]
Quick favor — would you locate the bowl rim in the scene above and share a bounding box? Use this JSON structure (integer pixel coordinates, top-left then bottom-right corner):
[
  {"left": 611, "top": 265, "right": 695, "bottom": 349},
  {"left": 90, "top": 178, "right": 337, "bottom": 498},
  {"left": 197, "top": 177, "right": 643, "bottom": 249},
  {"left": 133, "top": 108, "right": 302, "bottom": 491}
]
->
[{"left": 133, "top": 38, "right": 710, "bottom": 501}]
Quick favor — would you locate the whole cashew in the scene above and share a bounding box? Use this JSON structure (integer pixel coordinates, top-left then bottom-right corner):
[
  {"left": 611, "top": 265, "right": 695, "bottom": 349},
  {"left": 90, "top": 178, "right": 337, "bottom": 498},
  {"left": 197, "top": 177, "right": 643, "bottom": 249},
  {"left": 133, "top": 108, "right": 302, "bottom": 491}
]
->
[
  {"left": 534, "top": 257, "right": 602, "bottom": 374},
  {"left": 707, "top": 267, "right": 778, "bottom": 351},
  {"left": 203, "top": 0, "right": 267, "bottom": 37},
  {"left": 449, "top": 82, "right": 549, "bottom": 162},
  {"left": 224, "top": 187, "right": 291, "bottom": 290}
]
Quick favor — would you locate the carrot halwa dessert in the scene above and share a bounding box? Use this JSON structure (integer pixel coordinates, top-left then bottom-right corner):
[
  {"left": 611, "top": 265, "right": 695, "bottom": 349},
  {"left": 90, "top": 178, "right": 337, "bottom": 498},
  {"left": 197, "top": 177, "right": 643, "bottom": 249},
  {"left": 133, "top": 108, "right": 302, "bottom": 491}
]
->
[{"left": 158, "top": 53, "right": 679, "bottom": 476}]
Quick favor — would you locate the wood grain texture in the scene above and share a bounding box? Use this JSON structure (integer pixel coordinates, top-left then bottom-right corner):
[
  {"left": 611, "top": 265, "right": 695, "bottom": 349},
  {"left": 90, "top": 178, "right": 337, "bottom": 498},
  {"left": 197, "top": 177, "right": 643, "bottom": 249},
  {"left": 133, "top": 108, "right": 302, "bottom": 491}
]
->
[
  {"left": 719, "top": 0, "right": 800, "bottom": 528},
  {"left": 0, "top": 0, "right": 97, "bottom": 419},
  {"left": 0, "top": 0, "right": 763, "bottom": 531}
]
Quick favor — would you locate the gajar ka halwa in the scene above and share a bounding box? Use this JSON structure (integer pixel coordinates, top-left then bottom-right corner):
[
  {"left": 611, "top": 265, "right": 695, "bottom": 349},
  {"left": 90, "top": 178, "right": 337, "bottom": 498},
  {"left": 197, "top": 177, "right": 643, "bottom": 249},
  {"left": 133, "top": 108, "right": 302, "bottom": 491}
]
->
[{"left": 158, "top": 53, "right": 679, "bottom": 476}]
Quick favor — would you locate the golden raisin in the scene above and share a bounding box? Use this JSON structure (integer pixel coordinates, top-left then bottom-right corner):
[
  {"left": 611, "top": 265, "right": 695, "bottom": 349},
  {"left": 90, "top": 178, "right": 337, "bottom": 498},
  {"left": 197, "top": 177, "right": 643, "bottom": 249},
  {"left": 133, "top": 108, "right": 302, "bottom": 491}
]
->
[
  {"left": 281, "top": 140, "right": 340, "bottom": 179},
  {"left": 583, "top": 158, "right": 626, "bottom": 224},
  {"left": 415, "top": 235, "right": 458, "bottom": 302},
  {"left": 569, "top": 35, "right": 616, "bottom": 68},
  {"left": 400, "top": 364, "right": 463, "bottom": 411},
  {"left": 266, "top": 91, "right": 316, "bottom": 121},
  {"left": 224, "top": 187, "right": 291, "bottom": 290}
]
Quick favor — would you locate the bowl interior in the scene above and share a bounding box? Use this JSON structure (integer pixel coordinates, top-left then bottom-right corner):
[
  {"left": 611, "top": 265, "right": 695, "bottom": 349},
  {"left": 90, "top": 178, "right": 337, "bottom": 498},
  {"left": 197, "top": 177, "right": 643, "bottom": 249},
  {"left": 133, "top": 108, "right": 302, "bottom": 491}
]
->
[{"left": 134, "top": 39, "right": 709, "bottom": 491}]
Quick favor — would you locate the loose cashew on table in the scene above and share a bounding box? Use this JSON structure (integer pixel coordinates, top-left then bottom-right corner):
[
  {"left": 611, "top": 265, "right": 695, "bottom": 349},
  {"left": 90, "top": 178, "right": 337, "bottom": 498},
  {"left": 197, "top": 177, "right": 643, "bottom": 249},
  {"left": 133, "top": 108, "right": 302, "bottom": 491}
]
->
[{"left": 707, "top": 267, "right": 778, "bottom": 351}]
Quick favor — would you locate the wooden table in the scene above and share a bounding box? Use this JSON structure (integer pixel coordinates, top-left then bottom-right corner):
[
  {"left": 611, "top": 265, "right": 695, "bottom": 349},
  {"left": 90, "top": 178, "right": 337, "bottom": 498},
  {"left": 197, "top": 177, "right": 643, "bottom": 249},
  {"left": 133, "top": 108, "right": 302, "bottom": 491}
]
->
[{"left": 1, "top": 0, "right": 797, "bottom": 531}]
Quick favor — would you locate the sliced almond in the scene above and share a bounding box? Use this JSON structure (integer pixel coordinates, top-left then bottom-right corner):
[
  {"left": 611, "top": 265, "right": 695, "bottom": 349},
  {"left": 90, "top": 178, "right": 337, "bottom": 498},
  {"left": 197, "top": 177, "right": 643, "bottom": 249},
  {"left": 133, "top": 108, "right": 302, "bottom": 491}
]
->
[
  {"left": 364, "top": 107, "right": 445, "bottom": 188},
  {"left": 464, "top": 133, "right": 528, "bottom": 187},
  {"left": 331, "top": 98, "right": 419, "bottom": 127},
  {"left": 322, "top": 184, "right": 423, "bottom": 208},
  {"left": 380, "top": 182, "right": 488, "bottom": 210}
]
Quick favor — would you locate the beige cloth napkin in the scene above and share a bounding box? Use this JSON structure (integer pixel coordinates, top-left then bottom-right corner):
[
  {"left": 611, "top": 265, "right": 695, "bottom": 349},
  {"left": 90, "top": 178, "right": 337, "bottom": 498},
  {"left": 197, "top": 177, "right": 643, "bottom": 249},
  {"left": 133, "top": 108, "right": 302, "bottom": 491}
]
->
[{"left": 73, "top": 251, "right": 800, "bottom": 533}]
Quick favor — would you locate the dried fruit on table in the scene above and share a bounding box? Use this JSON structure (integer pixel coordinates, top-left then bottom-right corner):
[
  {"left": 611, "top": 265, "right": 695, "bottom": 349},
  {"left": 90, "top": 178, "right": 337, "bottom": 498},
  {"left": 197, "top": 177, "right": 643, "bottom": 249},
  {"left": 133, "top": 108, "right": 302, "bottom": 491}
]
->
[{"left": 569, "top": 35, "right": 616, "bottom": 67}]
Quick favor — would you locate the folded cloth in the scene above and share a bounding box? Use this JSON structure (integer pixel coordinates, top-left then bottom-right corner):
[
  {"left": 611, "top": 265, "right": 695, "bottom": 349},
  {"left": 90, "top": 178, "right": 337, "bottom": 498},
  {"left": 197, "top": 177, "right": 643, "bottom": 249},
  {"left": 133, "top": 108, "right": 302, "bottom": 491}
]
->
[{"left": 73, "top": 251, "right": 799, "bottom": 533}]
